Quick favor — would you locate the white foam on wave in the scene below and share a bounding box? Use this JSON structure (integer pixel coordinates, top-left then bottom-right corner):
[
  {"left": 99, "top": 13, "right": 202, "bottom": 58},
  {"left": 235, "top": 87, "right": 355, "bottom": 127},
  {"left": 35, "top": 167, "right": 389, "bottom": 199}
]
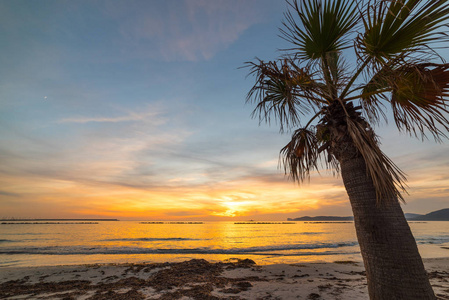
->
[{"left": 0, "top": 241, "right": 359, "bottom": 255}]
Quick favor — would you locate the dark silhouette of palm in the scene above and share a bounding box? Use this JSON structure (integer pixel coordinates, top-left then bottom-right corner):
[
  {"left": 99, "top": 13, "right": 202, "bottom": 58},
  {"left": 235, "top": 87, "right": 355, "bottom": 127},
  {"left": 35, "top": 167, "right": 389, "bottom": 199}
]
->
[{"left": 245, "top": 1, "right": 449, "bottom": 298}]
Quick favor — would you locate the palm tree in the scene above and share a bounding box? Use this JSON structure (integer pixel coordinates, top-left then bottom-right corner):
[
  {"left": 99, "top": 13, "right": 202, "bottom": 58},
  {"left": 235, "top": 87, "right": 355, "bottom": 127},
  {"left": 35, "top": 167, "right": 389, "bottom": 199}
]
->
[{"left": 245, "top": 0, "right": 449, "bottom": 299}]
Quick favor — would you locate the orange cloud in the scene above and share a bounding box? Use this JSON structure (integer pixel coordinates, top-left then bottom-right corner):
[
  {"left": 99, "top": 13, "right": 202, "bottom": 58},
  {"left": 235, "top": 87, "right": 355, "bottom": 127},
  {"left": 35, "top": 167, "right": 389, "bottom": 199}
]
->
[{"left": 1, "top": 167, "right": 350, "bottom": 220}]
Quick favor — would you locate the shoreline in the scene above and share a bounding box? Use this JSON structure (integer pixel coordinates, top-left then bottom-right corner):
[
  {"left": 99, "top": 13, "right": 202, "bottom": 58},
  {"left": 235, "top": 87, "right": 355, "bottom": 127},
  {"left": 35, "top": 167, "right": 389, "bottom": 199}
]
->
[{"left": 1, "top": 257, "right": 448, "bottom": 299}]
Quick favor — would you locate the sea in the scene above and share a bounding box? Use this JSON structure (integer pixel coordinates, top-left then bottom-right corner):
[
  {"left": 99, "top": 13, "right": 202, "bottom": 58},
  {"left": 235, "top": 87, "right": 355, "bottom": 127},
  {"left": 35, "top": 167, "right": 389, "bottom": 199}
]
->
[{"left": 1, "top": 221, "right": 449, "bottom": 267}]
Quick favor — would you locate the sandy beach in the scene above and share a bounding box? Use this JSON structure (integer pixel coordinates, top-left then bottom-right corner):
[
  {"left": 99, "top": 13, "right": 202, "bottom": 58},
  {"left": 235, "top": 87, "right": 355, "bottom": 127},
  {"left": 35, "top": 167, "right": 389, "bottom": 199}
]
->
[{"left": 1, "top": 258, "right": 448, "bottom": 300}]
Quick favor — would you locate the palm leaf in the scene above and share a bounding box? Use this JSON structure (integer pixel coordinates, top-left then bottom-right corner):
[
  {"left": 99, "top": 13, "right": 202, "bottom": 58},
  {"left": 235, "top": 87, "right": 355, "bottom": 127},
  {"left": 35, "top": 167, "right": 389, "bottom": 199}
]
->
[
  {"left": 245, "top": 59, "right": 324, "bottom": 131},
  {"left": 360, "top": 62, "right": 449, "bottom": 140},
  {"left": 280, "top": 0, "right": 359, "bottom": 60},
  {"left": 280, "top": 127, "right": 320, "bottom": 182},
  {"left": 346, "top": 117, "right": 407, "bottom": 204},
  {"left": 356, "top": 59, "right": 449, "bottom": 140},
  {"left": 323, "top": 51, "right": 352, "bottom": 97},
  {"left": 359, "top": 0, "right": 449, "bottom": 61},
  {"left": 390, "top": 63, "right": 449, "bottom": 141},
  {"left": 357, "top": 60, "right": 399, "bottom": 124},
  {"left": 315, "top": 122, "right": 340, "bottom": 175}
]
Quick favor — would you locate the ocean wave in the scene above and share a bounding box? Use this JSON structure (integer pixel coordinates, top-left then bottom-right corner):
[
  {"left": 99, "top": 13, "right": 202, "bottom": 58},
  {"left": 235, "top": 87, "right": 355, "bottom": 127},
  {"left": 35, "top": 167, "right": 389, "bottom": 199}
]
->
[
  {"left": 288, "top": 232, "right": 328, "bottom": 235},
  {"left": 416, "top": 236, "right": 449, "bottom": 245},
  {"left": 2, "top": 233, "right": 46, "bottom": 236},
  {"left": 0, "top": 241, "right": 358, "bottom": 255},
  {"left": 0, "top": 239, "right": 14, "bottom": 243},
  {"left": 0, "top": 260, "right": 21, "bottom": 267}
]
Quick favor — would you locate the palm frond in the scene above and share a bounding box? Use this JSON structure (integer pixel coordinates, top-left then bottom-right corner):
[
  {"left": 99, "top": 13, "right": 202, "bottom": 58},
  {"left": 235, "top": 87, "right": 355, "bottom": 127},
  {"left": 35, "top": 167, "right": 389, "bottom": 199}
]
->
[
  {"left": 245, "top": 59, "right": 325, "bottom": 131},
  {"left": 323, "top": 51, "right": 352, "bottom": 97},
  {"left": 315, "top": 123, "right": 340, "bottom": 175},
  {"left": 245, "top": 0, "right": 449, "bottom": 207},
  {"left": 389, "top": 63, "right": 449, "bottom": 141},
  {"left": 359, "top": 0, "right": 449, "bottom": 61},
  {"left": 357, "top": 64, "right": 394, "bottom": 124},
  {"left": 280, "top": 127, "right": 320, "bottom": 182},
  {"left": 346, "top": 117, "right": 407, "bottom": 204},
  {"left": 280, "top": 0, "right": 359, "bottom": 60}
]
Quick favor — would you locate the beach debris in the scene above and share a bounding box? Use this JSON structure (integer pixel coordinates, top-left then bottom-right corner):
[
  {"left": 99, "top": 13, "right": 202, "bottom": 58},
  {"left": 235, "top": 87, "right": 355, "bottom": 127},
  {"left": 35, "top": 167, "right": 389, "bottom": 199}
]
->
[{"left": 1, "top": 259, "right": 448, "bottom": 299}]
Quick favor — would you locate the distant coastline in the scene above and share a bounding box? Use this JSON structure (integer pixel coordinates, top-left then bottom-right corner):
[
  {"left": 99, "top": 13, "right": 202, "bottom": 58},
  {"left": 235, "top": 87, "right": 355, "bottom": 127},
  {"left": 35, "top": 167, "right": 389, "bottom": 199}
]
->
[{"left": 288, "top": 208, "right": 449, "bottom": 221}]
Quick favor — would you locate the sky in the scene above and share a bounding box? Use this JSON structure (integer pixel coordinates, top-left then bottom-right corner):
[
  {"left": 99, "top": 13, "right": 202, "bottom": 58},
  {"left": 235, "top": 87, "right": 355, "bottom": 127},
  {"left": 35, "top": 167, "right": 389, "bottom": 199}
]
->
[{"left": 1, "top": 0, "right": 448, "bottom": 221}]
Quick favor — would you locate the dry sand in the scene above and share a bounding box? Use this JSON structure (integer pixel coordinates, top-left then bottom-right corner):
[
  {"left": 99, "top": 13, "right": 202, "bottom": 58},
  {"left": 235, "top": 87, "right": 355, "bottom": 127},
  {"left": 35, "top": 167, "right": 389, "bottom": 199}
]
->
[{"left": 0, "top": 258, "right": 448, "bottom": 299}]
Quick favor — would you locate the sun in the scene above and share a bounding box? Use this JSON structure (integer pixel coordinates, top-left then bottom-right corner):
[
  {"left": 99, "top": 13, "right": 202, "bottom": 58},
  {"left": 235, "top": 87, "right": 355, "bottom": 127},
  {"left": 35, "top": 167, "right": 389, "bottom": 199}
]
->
[
  {"left": 211, "top": 200, "right": 252, "bottom": 218},
  {"left": 212, "top": 209, "right": 238, "bottom": 217}
]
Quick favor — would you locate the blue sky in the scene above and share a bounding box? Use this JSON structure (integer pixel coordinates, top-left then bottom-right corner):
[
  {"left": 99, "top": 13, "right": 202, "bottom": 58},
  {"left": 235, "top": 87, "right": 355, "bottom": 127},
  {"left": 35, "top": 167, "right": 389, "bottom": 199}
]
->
[{"left": 1, "top": 0, "right": 448, "bottom": 220}]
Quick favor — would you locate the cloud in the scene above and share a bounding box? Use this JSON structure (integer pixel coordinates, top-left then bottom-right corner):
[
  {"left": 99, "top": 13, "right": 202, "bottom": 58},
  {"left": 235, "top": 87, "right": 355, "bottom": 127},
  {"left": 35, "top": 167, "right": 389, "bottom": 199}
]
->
[
  {"left": 0, "top": 100, "right": 196, "bottom": 197},
  {"left": 0, "top": 191, "right": 20, "bottom": 197},
  {"left": 58, "top": 105, "right": 166, "bottom": 124},
  {"left": 108, "top": 0, "right": 266, "bottom": 61},
  {"left": 164, "top": 210, "right": 206, "bottom": 217}
]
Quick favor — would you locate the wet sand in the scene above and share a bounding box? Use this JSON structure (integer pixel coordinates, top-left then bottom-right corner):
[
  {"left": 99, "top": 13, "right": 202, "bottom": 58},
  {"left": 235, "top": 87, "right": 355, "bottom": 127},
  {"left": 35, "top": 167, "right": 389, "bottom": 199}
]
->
[{"left": 1, "top": 258, "right": 448, "bottom": 299}]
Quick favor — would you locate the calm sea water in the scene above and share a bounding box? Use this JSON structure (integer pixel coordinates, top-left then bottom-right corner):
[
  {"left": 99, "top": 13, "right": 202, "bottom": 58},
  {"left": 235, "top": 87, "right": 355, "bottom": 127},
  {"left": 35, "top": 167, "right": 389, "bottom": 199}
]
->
[{"left": 1, "top": 221, "right": 449, "bottom": 267}]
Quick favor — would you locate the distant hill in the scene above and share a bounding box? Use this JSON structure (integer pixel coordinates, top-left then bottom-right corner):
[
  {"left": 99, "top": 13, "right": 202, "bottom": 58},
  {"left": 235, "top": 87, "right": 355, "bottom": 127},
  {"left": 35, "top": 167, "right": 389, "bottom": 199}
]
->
[
  {"left": 287, "top": 216, "right": 354, "bottom": 221},
  {"left": 408, "top": 209, "right": 449, "bottom": 221},
  {"left": 404, "top": 213, "right": 423, "bottom": 220},
  {"left": 288, "top": 208, "right": 449, "bottom": 222}
]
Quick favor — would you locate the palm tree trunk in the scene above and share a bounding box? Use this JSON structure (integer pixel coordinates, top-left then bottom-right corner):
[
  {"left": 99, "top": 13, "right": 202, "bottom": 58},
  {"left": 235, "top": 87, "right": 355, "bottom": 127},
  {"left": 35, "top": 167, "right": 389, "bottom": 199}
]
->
[{"left": 340, "top": 155, "right": 435, "bottom": 299}]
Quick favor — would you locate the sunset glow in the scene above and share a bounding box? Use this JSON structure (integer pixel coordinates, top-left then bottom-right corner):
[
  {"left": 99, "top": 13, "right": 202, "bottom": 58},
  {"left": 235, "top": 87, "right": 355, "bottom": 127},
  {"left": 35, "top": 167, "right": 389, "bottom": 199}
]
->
[{"left": 1, "top": 0, "right": 448, "bottom": 220}]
